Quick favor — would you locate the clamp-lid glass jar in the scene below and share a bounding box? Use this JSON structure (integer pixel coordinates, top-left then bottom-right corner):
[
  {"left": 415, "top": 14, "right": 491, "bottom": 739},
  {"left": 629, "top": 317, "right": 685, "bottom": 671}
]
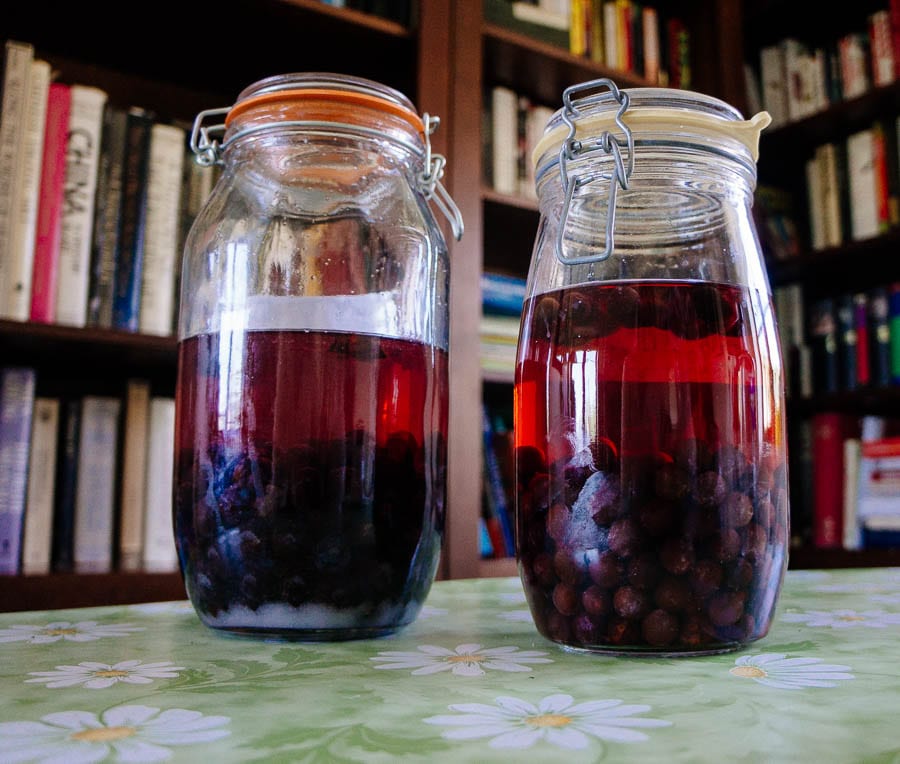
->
[
  {"left": 173, "top": 73, "right": 462, "bottom": 640},
  {"left": 515, "top": 80, "right": 787, "bottom": 655}
]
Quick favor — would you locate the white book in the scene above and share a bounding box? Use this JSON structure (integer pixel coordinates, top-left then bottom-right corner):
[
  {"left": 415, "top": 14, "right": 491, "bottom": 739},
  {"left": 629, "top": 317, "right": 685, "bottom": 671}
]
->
[
  {"left": 139, "top": 123, "right": 186, "bottom": 336},
  {"left": 642, "top": 6, "right": 660, "bottom": 83},
  {"left": 21, "top": 397, "right": 60, "bottom": 575},
  {"left": 817, "top": 143, "right": 842, "bottom": 248},
  {"left": 805, "top": 154, "right": 825, "bottom": 251},
  {"left": 2, "top": 59, "right": 50, "bottom": 321},
  {"left": 846, "top": 128, "right": 879, "bottom": 241},
  {"left": 512, "top": 1, "right": 569, "bottom": 30},
  {"left": 782, "top": 38, "right": 812, "bottom": 122},
  {"left": 603, "top": 1, "right": 618, "bottom": 74},
  {"left": 843, "top": 437, "right": 863, "bottom": 550},
  {"left": 0, "top": 41, "right": 35, "bottom": 316},
  {"left": 143, "top": 396, "right": 178, "bottom": 573},
  {"left": 760, "top": 44, "right": 788, "bottom": 128},
  {"left": 118, "top": 379, "right": 151, "bottom": 571},
  {"left": 54, "top": 85, "right": 109, "bottom": 327},
  {"left": 73, "top": 395, "right": 121, "bottom": 573},
  {"left": 491, "top": 86, "right": 518, "bottom": 195}
]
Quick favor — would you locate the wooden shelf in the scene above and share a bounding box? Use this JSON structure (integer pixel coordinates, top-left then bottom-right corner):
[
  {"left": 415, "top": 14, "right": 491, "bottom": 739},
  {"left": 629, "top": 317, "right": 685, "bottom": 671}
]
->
[{"left": 0, "top": 572, "right": 187, "bottom": 613}]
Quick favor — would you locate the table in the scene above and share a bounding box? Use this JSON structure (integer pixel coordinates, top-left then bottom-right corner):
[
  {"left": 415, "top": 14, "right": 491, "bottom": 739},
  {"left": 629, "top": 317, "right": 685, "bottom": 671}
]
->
[{"left": 1, "top": 567, "right": 898, "bottom": 763}]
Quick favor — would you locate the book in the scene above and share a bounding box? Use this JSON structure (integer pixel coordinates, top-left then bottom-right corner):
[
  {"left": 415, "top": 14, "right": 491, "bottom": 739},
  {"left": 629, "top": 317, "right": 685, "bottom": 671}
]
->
[
  {"left": 869, "top": 9, "right": 896, "bottom": 87},
  {"left": 29, "top": 82, "right": 72, "bottom": 324},
  {"left": 86, "top": 104, "right": 129, "bottom": 328},
  {"left": 867, "top": 286, "right": 892, "bottom": 388},
  {"left": 112, "top": 107, "right": 155, "bottom": 332},
  {"left": 811, "top": 412, "right": 859, "bottom": 549},
  {"left": 73, "top": 395, "right": 122, "bottom": 573},
  {"left": 846, "top": 128, "right": 879, "bottom": 241},
  {"left": 118, "top": 379, "right": 151, "bottom": 571},
  {"left": 483, "top": 0, "right": 569, "bottom": 48},
  {"left": 2, "top": 58, "right": 51, "bottom": 322},
  {"left": 808, "top": 297, "right": 839, "bottom": 395},
  {"left": 853, "top": 292, "right": 871, "bottom": 389},
  {"left": 805, "top": 153, "right": 825, "bottom": 251},
  {"left": 817, "top": 142, "right": 843, "bottom": 248},
  {"left": 51, "top": 397, "right": 82, "bottom": 572},
  {"left": 482, "top": 270, "right": 527, "bottom": 316},
  {"left": 21, "top": 397, "right": 60, "bottom": 575},
  {"left": 143, "top": 396, "right": 178, "bottom": 572},
  {"left": 760, "top": 43, "right": 788, "bottom": 128},
  {"left": 838, "top": 31, "right": 870, "bottom": 99},
  {"left": 0, "top": 367, "right": 37, "bottom": 574},
  {"left": 490, "top": 86, "right": 519, "bottom": 195},
  {"left": 842, "top": 436, "right": 862, "bottom": 550},
  {"left": 856, "top": 436, "right": 900, "bottom": 540},
  {"left": 54, "top": 84, "right": 109, "bottom": 327},
  {"left": 482, "top": 404, "right": 514, "bottom": 557},
  {"left": 890, "top": 283, "right": 900, "bottom": 385},
  {"left": 835, "top": 293, "right": 858, "bottom": 391},
  {"left": 0, "top": 40, "right": 35, "bottom": 316},
  {"left": 139, "top": 122, "right": 186, "bottom": 335},
  {"left": 641, "top": 5, "right": 660, "bottom": 82}
]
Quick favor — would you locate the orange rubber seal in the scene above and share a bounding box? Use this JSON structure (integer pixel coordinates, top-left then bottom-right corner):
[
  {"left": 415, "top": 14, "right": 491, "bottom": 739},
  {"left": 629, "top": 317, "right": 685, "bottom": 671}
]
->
[{"left": 226, "top": 88, "right": 426, "bottom": 137}]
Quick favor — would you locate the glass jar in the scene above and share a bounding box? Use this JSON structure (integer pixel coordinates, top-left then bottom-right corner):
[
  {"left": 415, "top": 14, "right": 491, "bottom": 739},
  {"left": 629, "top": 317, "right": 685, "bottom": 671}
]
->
[
  {"left": 515, "top": 80, "right": 787, "bottom": 655},
  {"left": 173, "top": 73, "right": 462, "bottom": 640}
]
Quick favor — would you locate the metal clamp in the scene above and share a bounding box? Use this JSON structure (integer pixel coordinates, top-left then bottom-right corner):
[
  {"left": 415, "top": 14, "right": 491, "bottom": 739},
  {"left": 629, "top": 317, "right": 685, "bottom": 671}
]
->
[
  {"left": 190, "top": 108, "right": 230, "bottom": 166},
  {"left": 555, "top": 78, "right": 633, "bottom": 265}
]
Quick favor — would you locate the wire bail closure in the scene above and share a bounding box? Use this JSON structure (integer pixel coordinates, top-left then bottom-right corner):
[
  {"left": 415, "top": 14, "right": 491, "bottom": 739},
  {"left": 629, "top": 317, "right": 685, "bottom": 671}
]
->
[
  {"left": 189, "top": 107, "right": 464, "bottom": 241},
  {"left": 555, "top": 78, "right": 634, "bottom": 265}
]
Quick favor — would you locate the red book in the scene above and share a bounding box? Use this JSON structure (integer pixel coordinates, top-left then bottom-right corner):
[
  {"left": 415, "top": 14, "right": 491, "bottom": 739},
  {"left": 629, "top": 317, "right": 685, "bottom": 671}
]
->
[
  {"left": 812, "top": 412, "right": 860, "bottom": 549},
  {"left": 30, "top": 82, "right": 71, "bottom": 323},
  {"left": 854, "top": 293, "right": 871, "bottom": 388}
]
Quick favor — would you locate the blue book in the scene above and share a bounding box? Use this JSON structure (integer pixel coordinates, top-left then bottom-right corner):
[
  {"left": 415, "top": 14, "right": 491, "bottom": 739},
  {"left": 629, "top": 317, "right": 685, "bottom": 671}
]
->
[
  {"left": 0, "top": 367, "right": 37, "bottom": 574},
  {"left": 482, "top": 271, "right": 527, "bottom": 316},
  {"left": 52, "top": 397, "right": 82, "bottom": 572},
  {"left": 482, "top": 405, "right": 514, "bottom": 557}
]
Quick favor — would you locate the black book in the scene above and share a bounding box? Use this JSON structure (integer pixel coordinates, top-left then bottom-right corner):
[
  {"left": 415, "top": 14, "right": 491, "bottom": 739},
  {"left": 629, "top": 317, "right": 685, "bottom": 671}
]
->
[
  {"left": 51, "top": 397, "right": 82, "bottom": 572},
  {"left": 868, "top": 286, "right": 892, "bottom": 388},
  {"left": 835, "top": 293, "right": 858, "bottom": 391},
  {"left": 808, "top": 297, "right": 839, "bottom": 395},
  {"left": 111, "top": 107, "right": 155, "bottom": 333}
]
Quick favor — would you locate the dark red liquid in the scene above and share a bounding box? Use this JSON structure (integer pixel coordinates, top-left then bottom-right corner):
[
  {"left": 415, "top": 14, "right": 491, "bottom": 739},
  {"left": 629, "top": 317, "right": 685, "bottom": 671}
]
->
[
  {"left": 174, "top": 330, "right": 448, "bottom": 638},
  {"left": 515, "top": 281, "right": 788, "bottom": 654}
]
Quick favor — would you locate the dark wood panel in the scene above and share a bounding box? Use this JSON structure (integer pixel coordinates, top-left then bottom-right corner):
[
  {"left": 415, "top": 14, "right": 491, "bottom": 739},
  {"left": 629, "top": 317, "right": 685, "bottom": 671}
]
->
[
  {"left": 0, "top": 573, "right": 187, "bottom": 613},
  {"left": 789, "top": 547, "right": 900, "bottom": 570}
]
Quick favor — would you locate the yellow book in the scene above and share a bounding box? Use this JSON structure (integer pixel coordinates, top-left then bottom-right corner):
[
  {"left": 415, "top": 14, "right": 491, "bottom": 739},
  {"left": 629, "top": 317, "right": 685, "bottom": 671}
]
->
[{"left": 570, "top": 0, "right": 588, "bottom": 57}]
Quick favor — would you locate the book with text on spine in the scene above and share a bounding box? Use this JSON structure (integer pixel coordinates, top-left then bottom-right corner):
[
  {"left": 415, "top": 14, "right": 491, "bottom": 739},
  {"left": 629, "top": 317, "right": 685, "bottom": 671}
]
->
[
  {"left": 21, "top": 397, "right": 60, "bottom": 575},
  {"left": 0, "top": 367, "right": 37, "bottom": 575}
]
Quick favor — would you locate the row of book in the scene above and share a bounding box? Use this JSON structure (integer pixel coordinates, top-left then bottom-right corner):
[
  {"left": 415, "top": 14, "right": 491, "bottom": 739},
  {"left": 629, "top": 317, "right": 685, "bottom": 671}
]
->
[
  {"left": 755, "top": 3, "right": 900, "bottom": 129},
  {"left": 775, "top": 282, "right": 900, "bottom": 399},
  {"left": 480, "top": 270, "right": 526, "bottom": 380},
  {"left": 0, "top": 366, "right": 178, "bottom": 577},
  {"left": 480, "top": 401, "right": 516, "bottom": 559},
  {"left": 486, "top": 0, "right": 691, "bottom": 87},
  {"left": 0, "top": 39, "right": 216, "bottom": 335},
  {"left": 793, "top": 412, "right": 900, "bottom": 552}
]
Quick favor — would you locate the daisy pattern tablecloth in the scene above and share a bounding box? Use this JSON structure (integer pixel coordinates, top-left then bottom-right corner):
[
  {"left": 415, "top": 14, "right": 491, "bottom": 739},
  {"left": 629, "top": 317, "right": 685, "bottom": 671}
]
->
[{"left": 1, "top": 567, "right": 899, "bottom": 763}]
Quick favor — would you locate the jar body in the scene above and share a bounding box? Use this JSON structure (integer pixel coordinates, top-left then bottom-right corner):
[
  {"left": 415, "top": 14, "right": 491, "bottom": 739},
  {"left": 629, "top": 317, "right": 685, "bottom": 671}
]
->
[
  {"left": 174, "top": 88, "right": 450, "bottom": 640},
  {"left": 515, "top": 89, "right": 787, "bottom": 655}
]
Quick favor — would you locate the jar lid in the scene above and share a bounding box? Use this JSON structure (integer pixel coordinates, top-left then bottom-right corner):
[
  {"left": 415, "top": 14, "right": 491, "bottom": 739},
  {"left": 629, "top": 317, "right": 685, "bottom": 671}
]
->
[{"left": 533, "top": 86, "right": 771, "bottom": 174}]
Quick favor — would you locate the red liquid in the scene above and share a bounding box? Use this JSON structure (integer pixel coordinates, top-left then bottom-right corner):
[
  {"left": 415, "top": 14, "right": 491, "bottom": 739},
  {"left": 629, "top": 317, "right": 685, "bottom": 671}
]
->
[
  {"left": 174, "top": 330, "right": 448, "bottom": 638},
  {"left": 515, "top": 281, "right": 787, "bottom": 654}
]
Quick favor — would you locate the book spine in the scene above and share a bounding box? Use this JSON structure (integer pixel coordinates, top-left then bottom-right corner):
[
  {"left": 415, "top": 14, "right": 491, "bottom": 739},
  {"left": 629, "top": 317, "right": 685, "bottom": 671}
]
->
[
  {"left": 143, "top": 396, "right": 178, "bottom": 572},
  {"left": 809, "top": 297, "right": 839, "bottom": 394},
  {"left": 870, "top": 9, "right": 896, "bottom": 87},
  {"left": 29, "top": 83, "right": 72, "bottom": 324},
  {"left": 854, "top": 292, "right": 871, "bottom": 388},
  {"left": 52, "top": 397, "right": 81, "bottom": 572},
  {"left": 118, "top": 379, "right": 151, "bottom": 571},
  {"left": 836, "top": 293, "right": 858, "bottom": 391},
  {"left": 490, "top": 87, "right": 518, "bottom": 196},
  {"left": 74, "top": 395, "right": 121, "bottom": 573},
  {"left": 112, "top": 108, "right": 155, "bottom": 332},
  {"left": 868, "top": 285, "right": 892, "bottom": 388},
  {"left": 21, "top": 397, "right": 60, "bottom": 575},
  {"left": 2, "top": 59, "right": 51, "bottom": 321},
  {"left": 87, "top": 104, "right": 128, "bottom": 328},
  {"left": 641, "top": 5, "right": 659, "bottom": 82},
  {"left": 847, "top": 128, "right": 880, "bottom": 241},
  {"left": 139, "top": 123, "right": 186, "bottom": 336},
  {"left": 54, "top": 85, "right": 109, "bottom": 327},
  {"left": 0, "top": 41, "right": 35, "bottom": 317},
  {"left": 842, "top": 437, "right": 863, "bottom": 550},
  {"left": 0, "top": 367, "right": 37, "bottom": 574},
  {"left": 890, "top": 283, "right": 900, "bottom": 385},
  {"left": 482, "top": 405, "right": 514, "bottom": 557},
  {"left": 811, "top": 412, "right": 855, "bottom": 549}
]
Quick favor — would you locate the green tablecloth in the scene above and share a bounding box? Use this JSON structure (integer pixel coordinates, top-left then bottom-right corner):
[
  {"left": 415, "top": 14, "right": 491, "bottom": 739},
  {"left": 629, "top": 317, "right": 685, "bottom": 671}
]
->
[{"left": 1, "top": 567, "right": 899, "bottom": 762}]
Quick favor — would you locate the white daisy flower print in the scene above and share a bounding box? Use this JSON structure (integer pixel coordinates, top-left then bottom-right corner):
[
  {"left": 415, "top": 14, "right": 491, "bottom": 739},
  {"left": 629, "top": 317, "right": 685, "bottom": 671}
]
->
[
  {"left": 371, "top": 643, "right": 553, "bottom": 676},
  {"left": 0, "top": 703, "right": 230, "bottom": 762},
  {"left": 782, "top": 609, "right": 900, "bottom": 629},
  {"left": 0, "top": 621, "right": 144, "bottom": 644},
  {"left": 730, "top": 653, "right": 854, "bottom": 689},
  {"left": 424, "top": 693, "right": 671, "bottom": 750},
  {"left": 26, "top": 660, "right": 185, "bottom": 689}
]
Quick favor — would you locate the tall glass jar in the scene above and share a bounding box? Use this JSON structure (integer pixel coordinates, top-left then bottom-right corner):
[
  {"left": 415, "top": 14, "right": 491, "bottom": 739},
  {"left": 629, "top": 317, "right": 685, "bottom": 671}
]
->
[
  {"left": 515, "top": 80, "right": 787, "bottom": 655},
  {"left": 174, "top": 73, "right": 462, "bottom": 640}
]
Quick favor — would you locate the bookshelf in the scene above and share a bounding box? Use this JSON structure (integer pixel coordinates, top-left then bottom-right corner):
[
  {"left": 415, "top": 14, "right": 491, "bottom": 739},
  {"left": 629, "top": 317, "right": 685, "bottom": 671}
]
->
[{"left": 747, "top": 0, "right": 900, "bottom": 562}]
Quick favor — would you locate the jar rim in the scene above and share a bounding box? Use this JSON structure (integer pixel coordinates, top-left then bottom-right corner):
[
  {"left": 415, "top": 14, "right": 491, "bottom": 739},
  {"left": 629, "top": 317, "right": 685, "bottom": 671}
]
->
[
  {"left": 227, "top": 73, "right": 426, "bottom": 138},
  {"left": 533, "top": 86, "right": 771, "bottom": 176}
]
